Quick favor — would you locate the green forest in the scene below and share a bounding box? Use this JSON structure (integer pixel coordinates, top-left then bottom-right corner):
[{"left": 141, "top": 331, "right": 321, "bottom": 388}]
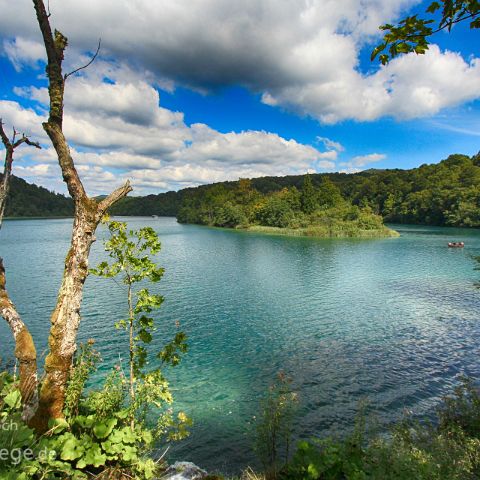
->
[
  {"left": 3, "top": 175, "right": 73, "bottom": 218},
  {"left": 4, "top": 152, "right": 480, "bottom": 228},
  {"left": 113, "top": 152, "right": 480, "bottom": 228},
  {"left": 176, "top": 175, "right": 397, "bottom": 237}
]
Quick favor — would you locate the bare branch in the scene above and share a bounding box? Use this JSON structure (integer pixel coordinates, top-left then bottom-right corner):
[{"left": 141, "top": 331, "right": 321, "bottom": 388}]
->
[
  {"left": 97, "top": 180, "right": 133, "bottom": 218},
  {"left": 64, "top": 39, "right": 101, "bottom": 80},
  {"left": 13, "top": 136, "right": 42, "bottom": 150}
]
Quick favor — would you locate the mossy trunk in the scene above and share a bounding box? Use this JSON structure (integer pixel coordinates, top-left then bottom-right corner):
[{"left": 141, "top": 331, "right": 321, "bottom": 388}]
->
[
  {"left": 29, "top": 0, "right": 132, "bottom": 431},
  {"left": 30, "top": 202, "right": 98, "bottom": 430},
  {"left": 0, "top": 259, "right": 38, "bottom": 420}
]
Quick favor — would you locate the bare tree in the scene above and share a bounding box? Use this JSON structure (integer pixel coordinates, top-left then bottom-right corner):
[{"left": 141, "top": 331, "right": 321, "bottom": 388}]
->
[
  {"left": 26, "top": 0, "right": 132, "bottom": 431},
  {"left": 0, "top": 122, "right": 41, "bottom": 420},
  {"left": 0, "top": 0, "right": 132, "bottom": 431},
  {"left": 0, "top": 121, "right": 41, "bottom": 229}
]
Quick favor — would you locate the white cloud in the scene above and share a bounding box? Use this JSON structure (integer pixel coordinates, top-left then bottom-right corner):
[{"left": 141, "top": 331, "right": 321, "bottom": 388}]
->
[
  {"left": 0, "top": 69, "right": 338, "bottom": 194},
  {"left": 3, "top": 37, "right": 45, "bottom": 71},
  {"left": 3, "top": 0, "right": 479, "bottom": 124},
  {"left": 3, "top": 0, "right": 478, "bottom": 194},
  {"left": 316, "top": 137, "right": 345, "bottom": 152},
  {"left": 0, "top": 101, "right": 46, "bottom": 139},
  {"left": 351, "top": 153, "right": 386, "bottom": 167},
  {"left": 340, "top": 152, "right": 387, "bottom": 172}
]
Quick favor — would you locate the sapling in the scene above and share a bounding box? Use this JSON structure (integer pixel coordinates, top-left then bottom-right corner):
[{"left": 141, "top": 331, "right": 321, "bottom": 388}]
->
[{"left": 91, "top": 219, "right": 188, "bottom": 431}]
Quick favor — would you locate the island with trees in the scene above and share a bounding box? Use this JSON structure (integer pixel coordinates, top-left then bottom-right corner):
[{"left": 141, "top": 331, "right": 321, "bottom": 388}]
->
[
  {"left": 176, "top": 175, "right": 399, "bottom": 238},
  {"left": 115, "top": 151, "right": 479, "bottom": 229}
]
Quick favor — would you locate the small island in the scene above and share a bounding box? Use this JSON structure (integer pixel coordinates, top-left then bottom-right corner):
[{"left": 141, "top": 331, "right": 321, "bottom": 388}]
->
[{"left": 177, "top": 175, "right": 399, "bottom": 238}]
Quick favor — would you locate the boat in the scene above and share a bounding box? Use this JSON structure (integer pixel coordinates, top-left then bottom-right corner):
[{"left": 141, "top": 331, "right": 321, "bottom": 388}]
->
[{"left": 448, "top": 242, "right": 464, "bottom": 248}]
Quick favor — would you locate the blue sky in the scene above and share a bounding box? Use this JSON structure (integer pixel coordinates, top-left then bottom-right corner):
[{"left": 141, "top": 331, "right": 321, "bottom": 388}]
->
[{"left": 0, "top": 0, "right": 479, "bottom": 194}]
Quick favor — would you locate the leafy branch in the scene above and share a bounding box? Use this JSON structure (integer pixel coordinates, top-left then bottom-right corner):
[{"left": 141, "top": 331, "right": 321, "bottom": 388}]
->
[{"left": 372, "top": 0, "right": 480, "bottom": 64}]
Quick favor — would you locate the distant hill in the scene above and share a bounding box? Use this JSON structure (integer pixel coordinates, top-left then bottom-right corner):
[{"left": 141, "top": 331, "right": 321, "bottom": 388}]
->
[
  {"left": 4, "top": 175, "right": 73, "bottom": 218},
  {"left": 110, "top": 152, "right": 480, "bottom": 227},
  {"left": 6, "top": 151, "right": 480, "bottom": 227}
]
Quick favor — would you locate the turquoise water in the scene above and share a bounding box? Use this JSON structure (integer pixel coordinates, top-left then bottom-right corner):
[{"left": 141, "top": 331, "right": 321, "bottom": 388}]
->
[{"left": 1, "top": 218, "right": 480, "bottom": 473}]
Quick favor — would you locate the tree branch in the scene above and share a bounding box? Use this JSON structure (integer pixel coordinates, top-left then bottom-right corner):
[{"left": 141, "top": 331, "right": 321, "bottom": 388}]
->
[
  {"left": 13, "top": 136, "right": 41, "bottom": 150},
  {"left": 0, "top": 120, "right": 42, "bottom": 229},
  {"left": 65, "top": 39, "right": 101, "bottom": 80},
  {"left": 97, "top": 180, "right": 133, "bottom": 219}
]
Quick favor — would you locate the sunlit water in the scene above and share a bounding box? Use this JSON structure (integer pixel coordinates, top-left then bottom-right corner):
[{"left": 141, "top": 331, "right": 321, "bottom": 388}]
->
[{"left": 1, "top": 218, "right": 480, "bottom": 473}]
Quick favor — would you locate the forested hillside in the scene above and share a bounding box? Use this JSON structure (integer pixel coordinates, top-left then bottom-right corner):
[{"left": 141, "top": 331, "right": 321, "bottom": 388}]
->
[
  {"left": 4, "top": 175, "right": 73, "bottom": 217},
  {"left": 112, "top": 152, "right": 480, "bottom": 227},
  {"left": 6, "top": 152, "right": 480, "bottom": 227}
]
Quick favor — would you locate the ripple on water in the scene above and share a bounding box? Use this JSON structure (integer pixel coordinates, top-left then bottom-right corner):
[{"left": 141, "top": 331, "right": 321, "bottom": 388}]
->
[{"left": 0, "top": 219, "right": 479, "bottom": 473}]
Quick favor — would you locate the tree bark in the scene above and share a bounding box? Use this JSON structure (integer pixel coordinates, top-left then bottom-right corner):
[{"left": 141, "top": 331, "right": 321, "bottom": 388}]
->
[
  {"left": 0, "top": 145, "right": 13, "bottom": 229},
  {"left": 32, "top": 187, "right": 130, "bottom": 430},
  {"left": 30, "top": 0, "right": 132, "bottom": 430},
  {"left": 0, "top": 123, "right": 41, "bottom": 419},
  {"left": 0, "top": 259, "right": 38, "bottom": 421}
]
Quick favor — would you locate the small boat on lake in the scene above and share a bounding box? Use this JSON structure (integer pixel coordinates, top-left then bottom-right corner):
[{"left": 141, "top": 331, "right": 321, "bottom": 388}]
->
[{"left": 448, "top": 242, "right": 464, "bottom": 248}]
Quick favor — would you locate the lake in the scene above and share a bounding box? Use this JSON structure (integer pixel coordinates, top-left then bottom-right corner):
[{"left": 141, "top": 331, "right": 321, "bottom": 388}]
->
[{"left": 1, "top": 217, "right": 480, "bottom": 473}]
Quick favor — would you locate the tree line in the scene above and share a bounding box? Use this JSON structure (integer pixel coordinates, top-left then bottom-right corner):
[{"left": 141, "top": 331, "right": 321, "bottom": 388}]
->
[
  {"left": 6, "top": 152, "right": 480, "bottom": 228},
  {"left": 116, "top": 152, "right": 480, "bottom": 227}
]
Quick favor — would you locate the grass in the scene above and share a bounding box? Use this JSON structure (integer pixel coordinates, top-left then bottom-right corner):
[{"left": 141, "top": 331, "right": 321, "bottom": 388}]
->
[{"left": 243, "top": 224, "right": 400, "bottom": 239}]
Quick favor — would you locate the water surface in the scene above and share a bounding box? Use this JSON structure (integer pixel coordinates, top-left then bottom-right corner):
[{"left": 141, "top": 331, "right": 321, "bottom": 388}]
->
[{"left": 1, "top": 218, "right": 479, "bottom": 473}]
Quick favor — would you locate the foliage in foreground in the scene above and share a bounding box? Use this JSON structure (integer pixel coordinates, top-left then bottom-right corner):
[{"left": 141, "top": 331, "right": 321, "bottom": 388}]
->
[
  {"left": 0, "top": 221, "right": 189, "bottom": 479},
  {"left": 0, "top": 346, "right": 188, "bottom": 480},
  {"left": 280, "top": 378, "right": 480, "bottom": 480},
  {"left": 372, "top": 0, "right": 479, "bottom": 65},
  {"left": 255, "top": 373, "right": 298, "bottom": 479}
]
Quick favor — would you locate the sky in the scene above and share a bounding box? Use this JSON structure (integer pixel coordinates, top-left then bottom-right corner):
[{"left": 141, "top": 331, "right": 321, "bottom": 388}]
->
[{"left": 0, "top": 0, "right": 479, "bottom": 195}]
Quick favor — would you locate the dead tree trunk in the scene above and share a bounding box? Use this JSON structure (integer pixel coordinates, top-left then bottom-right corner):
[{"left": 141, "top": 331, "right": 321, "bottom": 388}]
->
[
  {"left": 0, "top": 260, "right": 38, "bottom": 420},
  {"left": 0, "top": 122, "right": 41, "bottom": 420},
  {"left": 30, "top": 0, "right": 132, "bottom": 431},
  {"left": 0, "top": 122, "right": 41, "bottom": 229}
]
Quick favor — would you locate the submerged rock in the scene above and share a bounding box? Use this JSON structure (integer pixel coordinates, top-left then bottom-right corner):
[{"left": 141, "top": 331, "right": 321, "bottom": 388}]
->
[{"left": 161, "top": 461, "right": 208, "bottom": 480}]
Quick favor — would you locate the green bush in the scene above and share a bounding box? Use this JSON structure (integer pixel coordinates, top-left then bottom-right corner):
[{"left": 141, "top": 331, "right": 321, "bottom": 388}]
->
[
  {"left": 254, "top": 196, "right": 297, "bottom": 228},
  {"left": 282, "top": 379, "right": 480, "bottom": 480}
]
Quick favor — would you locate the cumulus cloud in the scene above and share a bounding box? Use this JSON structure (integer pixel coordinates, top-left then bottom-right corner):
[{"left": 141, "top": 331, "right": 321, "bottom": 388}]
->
[
  {"left": 351, "top": 153, "right": 386, "bottom": 167},
  {"left": 2, "top": 0, "right": 478, "bottom": 194},
  {"left": 3, "top": 37, "right": 45, "bottom": 71},
  {"left": 2, "top": 0, "right": 479, "bottom": 123},
  {"left": 0, "top": 68, "right": 337, "bottom": 194}
]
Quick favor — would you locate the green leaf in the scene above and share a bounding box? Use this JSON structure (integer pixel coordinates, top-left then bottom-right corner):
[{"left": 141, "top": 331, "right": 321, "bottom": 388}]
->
[
  {"left": 82, "top": 443, "right": 107, "bottom": 467},
  {"left": 114, "top": 409, "right": 130, "bottom": 420},
  {"left": 4, "top": 390, "right": 21, "bottom": 409},
  {"left": 74, "top": 415, "right": 95, "bottom": 429},
  {"left": 61, "top": 437, "right": 85, "bottom": 461},
  {"left": 93, "top": 418, "right": 118, "bottom": 439},
  {"left": 48, "top": 417, "right": 69, "bottom": 433},
  {"left": 138, "top": 330, "right": 153, "bottom": 343},
  {"left": 426, "top": 1, "right": 440, "bottom": 13}
]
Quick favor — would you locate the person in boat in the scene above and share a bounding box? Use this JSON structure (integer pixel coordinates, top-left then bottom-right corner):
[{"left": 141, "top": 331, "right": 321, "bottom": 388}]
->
[{"left": 448, "top": 242, "right": 465, "bottom": 247}]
